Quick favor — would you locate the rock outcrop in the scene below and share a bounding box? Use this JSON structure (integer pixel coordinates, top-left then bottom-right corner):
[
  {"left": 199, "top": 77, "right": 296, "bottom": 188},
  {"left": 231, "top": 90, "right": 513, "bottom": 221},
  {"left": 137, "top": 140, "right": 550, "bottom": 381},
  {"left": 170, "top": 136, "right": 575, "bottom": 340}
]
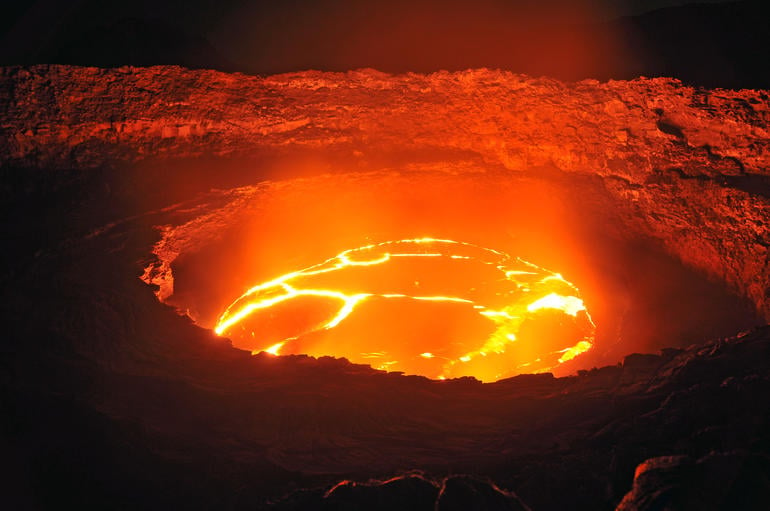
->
[
  {"left": 268, "top": 473, "right": 531, "bottom": 511},
  {"left": 1, "top": 65, "right": 767, "bottom": 178},
  {"left": 617, "top": 452, "right": 770, "bottom": 510}
]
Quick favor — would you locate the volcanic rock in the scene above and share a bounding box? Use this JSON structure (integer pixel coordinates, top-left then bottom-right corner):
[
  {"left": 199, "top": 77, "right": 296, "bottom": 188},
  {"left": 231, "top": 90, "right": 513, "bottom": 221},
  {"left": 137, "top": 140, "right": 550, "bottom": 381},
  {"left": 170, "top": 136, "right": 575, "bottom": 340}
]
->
[
  {"left": 436, "top": 475, "right": 531, "bottom": 511},
  {"left": 617, "top": 452, "right": 770, "bottom": 510},
  {"left": 269, "top": 473, "right": 531, "bottom": 511}
]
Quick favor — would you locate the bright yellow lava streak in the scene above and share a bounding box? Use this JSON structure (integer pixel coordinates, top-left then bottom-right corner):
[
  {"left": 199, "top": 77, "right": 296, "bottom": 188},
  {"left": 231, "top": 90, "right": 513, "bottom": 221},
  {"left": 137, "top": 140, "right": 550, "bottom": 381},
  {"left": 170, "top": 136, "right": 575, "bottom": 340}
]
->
[{"left": 215, "top": 238, "right": 596, "bottom": 381}]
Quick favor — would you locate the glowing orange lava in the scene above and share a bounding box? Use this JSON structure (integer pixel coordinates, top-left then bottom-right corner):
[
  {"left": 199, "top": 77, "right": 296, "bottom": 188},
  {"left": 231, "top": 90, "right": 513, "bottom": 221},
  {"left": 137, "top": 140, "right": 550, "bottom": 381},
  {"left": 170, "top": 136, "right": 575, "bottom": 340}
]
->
[{"left": 215, "top": 238, "right": 595, "bottom": 381}]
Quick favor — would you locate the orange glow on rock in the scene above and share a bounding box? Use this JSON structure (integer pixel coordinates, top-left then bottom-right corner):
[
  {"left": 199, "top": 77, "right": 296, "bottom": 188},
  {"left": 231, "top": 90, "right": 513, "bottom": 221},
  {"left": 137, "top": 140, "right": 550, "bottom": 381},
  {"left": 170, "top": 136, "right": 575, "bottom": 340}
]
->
[{"left": 215, "top": 238, "right": 595, "bottom": 381}]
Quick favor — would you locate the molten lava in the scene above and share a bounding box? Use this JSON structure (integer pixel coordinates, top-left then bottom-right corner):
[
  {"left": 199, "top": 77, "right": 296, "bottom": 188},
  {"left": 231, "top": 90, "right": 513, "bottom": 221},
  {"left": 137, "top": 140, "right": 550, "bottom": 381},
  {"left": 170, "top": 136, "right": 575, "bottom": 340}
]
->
[{"left": 215, "top": 238, "right": 595, "bottom": 381}]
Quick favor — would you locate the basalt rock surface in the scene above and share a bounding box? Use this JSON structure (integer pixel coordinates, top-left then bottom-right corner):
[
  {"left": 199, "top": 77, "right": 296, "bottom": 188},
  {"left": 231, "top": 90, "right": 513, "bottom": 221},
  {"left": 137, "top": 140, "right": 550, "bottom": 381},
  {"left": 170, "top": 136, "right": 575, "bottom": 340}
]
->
[
  {"left": 617, "top": 452, "right": 770, "bottom": 511},
  {"left": 2, "top": 65, "right": 768, "bottom": 176},
  {"left": 268, "top": 473, "right": 531, "bottom": 511}
]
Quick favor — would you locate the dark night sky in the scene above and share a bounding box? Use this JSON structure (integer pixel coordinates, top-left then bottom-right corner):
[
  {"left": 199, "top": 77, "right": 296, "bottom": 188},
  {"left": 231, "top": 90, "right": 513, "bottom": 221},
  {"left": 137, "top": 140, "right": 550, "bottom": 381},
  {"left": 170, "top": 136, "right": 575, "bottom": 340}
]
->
[{"left": 0, "top": 0, "right": 765, "bottom": 88}]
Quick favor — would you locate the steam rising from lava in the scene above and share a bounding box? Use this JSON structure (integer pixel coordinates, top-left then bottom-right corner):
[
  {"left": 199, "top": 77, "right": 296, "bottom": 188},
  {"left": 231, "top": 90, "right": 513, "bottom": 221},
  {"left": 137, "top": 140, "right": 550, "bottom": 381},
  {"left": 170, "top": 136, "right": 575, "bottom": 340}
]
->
[{"left": 215, "top": 238, "right": 595, "bottom": 381}]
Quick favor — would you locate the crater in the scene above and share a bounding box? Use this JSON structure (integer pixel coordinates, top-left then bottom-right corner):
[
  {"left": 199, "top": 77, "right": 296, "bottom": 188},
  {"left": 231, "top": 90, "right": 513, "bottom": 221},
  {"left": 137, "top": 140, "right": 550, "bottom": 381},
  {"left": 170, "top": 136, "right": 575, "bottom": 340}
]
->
[
  {"left": 4, "top": 65, "right": 770, "bottom": 508},
  {"left": 142, "top": 166, "right": 760, "bottom": 379}
]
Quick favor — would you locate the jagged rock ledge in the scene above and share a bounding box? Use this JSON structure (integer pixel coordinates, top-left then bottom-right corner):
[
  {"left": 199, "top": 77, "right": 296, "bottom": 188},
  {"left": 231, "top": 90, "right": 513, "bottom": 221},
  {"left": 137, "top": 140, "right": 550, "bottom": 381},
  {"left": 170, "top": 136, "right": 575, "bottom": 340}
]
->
[{"left": 1, "top": 65, "right": 768, "bottom": 178}]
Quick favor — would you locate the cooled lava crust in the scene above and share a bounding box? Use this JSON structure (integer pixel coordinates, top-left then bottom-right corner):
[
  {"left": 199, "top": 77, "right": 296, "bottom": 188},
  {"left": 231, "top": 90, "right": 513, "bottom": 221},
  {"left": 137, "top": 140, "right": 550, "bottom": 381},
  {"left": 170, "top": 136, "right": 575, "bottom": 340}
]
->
[{"left": 2, "top": 65, "right": 770, "bottom": 510}]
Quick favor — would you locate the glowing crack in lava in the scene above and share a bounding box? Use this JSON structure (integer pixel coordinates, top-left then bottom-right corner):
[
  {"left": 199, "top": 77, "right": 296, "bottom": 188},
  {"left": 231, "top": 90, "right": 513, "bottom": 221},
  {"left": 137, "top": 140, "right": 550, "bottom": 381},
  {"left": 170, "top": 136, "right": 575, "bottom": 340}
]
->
[{"left": 215, "top": 239, "right": 595, "bottom": 381}]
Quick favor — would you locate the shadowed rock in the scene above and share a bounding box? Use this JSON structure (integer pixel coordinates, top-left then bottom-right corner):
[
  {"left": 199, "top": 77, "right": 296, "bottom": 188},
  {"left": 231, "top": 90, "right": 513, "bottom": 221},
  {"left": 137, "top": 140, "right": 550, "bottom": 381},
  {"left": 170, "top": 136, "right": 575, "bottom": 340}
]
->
[{"left": 617, "top": 452, "right": 770, "bottom": 510}]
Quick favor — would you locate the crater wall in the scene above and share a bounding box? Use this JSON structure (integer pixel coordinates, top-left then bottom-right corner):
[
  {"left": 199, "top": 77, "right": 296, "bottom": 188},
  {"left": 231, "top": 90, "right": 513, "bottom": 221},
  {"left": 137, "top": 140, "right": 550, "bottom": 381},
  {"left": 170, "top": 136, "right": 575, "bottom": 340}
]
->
[{"left": 1, "top": 65, "right": 769, "bottom": 317}]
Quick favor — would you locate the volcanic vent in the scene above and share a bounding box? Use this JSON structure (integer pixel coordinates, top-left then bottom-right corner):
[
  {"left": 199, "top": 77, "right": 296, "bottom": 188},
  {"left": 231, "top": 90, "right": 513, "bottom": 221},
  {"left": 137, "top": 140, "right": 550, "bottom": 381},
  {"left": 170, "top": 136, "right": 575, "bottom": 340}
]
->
[
  {"left": 141, "top": 167, "right": 612, "bottom": 380},
  {"left": 139, "top": 161, "right": 760, "bottom": 381}
]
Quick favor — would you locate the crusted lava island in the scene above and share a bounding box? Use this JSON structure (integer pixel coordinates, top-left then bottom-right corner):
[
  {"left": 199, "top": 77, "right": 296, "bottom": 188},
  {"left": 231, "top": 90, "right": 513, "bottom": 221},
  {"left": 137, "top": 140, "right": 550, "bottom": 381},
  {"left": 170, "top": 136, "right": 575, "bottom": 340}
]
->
[{"left": 2, "top": 60, "right": 770, "bottom": 510}]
